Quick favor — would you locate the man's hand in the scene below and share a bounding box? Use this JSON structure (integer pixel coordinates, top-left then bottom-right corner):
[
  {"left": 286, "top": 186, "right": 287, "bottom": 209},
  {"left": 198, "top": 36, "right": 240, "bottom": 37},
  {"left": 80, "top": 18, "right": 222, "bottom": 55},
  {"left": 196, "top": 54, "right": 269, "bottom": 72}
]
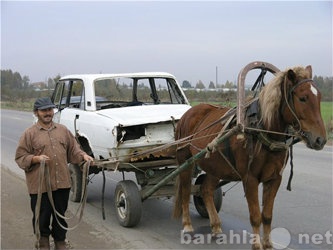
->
[
  {"left": 83, "top": 154, "right": 94, "bottom": 165},
  {"left": 32, "top": 155, "right": 50, "bottom": 164}
]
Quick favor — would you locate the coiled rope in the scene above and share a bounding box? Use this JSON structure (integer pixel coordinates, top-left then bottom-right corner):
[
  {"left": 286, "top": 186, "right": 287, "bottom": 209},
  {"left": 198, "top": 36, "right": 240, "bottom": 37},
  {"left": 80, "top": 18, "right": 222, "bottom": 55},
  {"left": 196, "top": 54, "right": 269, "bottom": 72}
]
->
[{"left": 35, "top": 160, "right": 90, "bottom": 247}]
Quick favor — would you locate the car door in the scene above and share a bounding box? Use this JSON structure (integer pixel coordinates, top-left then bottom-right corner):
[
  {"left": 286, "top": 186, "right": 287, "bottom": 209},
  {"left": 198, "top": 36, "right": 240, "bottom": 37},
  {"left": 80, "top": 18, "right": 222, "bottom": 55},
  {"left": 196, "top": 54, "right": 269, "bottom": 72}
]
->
[{"left": 52, "top": 79, "right": 85, "bottom": 135}]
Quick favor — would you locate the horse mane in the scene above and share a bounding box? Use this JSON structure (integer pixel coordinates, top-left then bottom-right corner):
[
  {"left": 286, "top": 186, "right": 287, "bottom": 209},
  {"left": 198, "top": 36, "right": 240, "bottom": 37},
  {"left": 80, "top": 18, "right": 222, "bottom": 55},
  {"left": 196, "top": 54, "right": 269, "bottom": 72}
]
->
[{"left": 258, "top": 66, "right": 309, "bottom": 129}]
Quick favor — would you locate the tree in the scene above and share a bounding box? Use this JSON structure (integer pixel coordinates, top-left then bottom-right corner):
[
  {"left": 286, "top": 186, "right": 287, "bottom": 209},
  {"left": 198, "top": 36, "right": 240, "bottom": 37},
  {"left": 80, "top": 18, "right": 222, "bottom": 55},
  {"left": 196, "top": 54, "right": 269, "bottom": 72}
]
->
[
  {"left": 195, "top": 80, "right": 205, "bottom": 89},
  {"left": 0, "top": 69, "right": 25, "bottom": 89},
  {"left": 13, "top": 72, "right": 22, "bottom": 89},
  {"left": 208, "top": 81, "right": 215, "bottom": 89},
  {"left": 1, "top": 69, "right": 14, "bottom": 87},
  {"left": 22, "top": 76, "right": 30, "bottom": 88},
  {"left": 224, "top": 80, "right": 235, "bottom": 89},
  {"left": 53, "top": 74, "right": 62, "bottom": 83},
  {"left": 313, "top": 75, "right": 333, "bottom": 101},
  {"left": 182, "top": 80, "right": 192, "bottom": 88}
]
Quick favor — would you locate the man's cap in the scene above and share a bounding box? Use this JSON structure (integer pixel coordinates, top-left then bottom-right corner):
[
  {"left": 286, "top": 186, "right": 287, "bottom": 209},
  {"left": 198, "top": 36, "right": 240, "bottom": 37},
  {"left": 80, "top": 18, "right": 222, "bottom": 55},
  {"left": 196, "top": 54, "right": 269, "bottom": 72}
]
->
[{"left": 34, "top": 97, "right": 56, "bottom": 111}]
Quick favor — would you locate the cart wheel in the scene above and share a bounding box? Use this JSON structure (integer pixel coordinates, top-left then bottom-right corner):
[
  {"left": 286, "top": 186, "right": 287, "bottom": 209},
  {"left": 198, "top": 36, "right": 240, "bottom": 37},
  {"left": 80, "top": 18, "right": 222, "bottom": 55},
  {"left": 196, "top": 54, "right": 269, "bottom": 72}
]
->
[
  {"left": 69, "top": 164, "right": 82, "bottom": 202},
  {"left": 114, "top": 180, "right": 142, "bottom": 227},
  {"left": 193, "top": 174, "right": 223, "bottom": 218}
]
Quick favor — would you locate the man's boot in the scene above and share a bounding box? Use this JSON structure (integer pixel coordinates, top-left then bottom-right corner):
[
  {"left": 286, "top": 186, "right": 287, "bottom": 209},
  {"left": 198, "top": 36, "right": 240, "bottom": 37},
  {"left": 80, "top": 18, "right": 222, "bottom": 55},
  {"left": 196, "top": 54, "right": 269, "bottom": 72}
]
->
[
  {"left": 54, "top": 240, "right": 67, "bottom": 250},
  {"left": 36, "top": 236, "right": 50, "bottom": 250}
]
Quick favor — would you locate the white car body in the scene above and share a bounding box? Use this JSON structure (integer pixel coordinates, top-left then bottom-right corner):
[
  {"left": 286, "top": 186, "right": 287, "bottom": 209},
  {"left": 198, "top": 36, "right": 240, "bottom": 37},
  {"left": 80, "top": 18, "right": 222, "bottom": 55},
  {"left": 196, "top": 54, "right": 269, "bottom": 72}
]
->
[{"left": 51, "top": 72, "right": 191, "bottom": 164}]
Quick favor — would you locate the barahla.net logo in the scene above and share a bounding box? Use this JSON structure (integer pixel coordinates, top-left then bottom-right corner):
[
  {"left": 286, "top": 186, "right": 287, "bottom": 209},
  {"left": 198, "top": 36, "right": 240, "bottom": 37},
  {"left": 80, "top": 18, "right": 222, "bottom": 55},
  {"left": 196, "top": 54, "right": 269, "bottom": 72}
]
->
[{"left": 180, "top": 227, "right": 332, "bottom": 248}]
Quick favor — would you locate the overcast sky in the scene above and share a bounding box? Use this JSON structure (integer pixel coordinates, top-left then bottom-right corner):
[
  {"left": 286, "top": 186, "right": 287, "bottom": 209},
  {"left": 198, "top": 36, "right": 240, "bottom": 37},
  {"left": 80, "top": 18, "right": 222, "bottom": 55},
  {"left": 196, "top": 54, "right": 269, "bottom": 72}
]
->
[{"left": 1, "top": 1, "right": 332, "bottom": 86}]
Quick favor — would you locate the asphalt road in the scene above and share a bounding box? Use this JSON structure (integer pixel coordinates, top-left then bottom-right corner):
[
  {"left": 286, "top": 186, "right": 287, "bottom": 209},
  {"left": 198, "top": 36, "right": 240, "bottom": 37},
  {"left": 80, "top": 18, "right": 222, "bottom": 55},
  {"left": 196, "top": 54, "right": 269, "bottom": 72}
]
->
[{"left": 1, "top": 109, "right": 332, "bottom": 249}]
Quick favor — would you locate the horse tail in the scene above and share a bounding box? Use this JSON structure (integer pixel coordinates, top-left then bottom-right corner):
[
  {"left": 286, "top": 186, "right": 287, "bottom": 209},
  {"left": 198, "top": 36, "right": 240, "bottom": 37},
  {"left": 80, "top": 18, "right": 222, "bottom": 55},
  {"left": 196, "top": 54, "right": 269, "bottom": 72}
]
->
[
  {"left": 173, "top": 175, "right": 183, "bottom": 218},
  {"left": 173, "top": 147, "right": 194, "bottom": 219},
  {"left": 173, "top": 109, "right": 189, "bottom": 219},
  {"left": 173, "top": 104, "right": 203, "bottom": 219}
]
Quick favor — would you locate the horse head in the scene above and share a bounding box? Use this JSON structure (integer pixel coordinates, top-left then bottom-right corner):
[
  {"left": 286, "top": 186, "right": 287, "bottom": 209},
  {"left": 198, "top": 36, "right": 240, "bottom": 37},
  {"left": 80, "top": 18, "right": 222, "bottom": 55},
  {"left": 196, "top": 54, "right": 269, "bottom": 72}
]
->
[{"left": 283, "top": 65, "right": 327, "bottom": 150}]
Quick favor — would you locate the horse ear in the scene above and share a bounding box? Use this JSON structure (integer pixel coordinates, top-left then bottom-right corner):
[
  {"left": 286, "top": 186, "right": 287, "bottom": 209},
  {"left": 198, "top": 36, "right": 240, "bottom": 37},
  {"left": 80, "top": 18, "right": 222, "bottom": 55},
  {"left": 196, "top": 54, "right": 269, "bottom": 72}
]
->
[
  {"left": 305, "top": 65, "right": 312, "bottom": 78},
  {"left": 287, "top": 69, "right": 296, "bottom": 82}
]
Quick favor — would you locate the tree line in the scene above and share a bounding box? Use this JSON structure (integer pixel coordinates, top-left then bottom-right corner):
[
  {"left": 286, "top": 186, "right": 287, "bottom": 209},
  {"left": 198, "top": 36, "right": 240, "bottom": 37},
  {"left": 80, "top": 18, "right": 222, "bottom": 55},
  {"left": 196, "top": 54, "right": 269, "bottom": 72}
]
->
[
  {"left": 182, "top": 79, "right": 236, "bottom": 90},
  {"left": 1, "top": 69, "right": 61, "bottom": 101},
  {"left": 1, "top": 69, "right": 332, "bottom": 102}
]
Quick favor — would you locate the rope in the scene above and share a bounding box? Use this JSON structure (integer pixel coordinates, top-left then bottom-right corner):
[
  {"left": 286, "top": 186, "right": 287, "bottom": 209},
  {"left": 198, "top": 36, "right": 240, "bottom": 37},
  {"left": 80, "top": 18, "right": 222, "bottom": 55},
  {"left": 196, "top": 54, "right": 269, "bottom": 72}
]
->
[
  {"left": 35, "top": 159, "right": 91, "bottom": 246},
  {"left": 222, "top": 181, "right": 241, "bottom": 196},
  {"left": 283, "top": 77, "right": 302, "bottom": 133},
  {"left": 101, "top": 168, "right": 106, "bottom": 220},
  {"left": 89, "top": 97, "right": 302, "bottom": 166},
  {"left": 105, "top": 111, "right": 301, "bottom": 165},
  {"left": 35, "top": 159, "right": 45, "bottom": 248},
  {"left": 245, "top": 126, "right": 301, "bottom": 138},
  {"left": 287, "top": 145, "right": 294, "bottom": 191}
]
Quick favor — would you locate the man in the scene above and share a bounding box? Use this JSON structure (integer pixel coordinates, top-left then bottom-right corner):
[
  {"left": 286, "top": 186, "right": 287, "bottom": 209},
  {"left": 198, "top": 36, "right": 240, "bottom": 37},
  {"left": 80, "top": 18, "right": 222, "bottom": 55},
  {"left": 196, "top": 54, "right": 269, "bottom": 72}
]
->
[{"left": 15, "top": 97, "right": 94, "bottom": 250}]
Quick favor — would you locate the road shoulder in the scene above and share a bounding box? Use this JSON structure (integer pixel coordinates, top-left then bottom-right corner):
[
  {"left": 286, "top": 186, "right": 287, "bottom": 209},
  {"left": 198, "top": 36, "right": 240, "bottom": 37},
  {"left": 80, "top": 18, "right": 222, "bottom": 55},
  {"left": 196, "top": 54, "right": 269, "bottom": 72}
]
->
[{"left": 1, "top": 166, "right": 120, "bottom": 249}]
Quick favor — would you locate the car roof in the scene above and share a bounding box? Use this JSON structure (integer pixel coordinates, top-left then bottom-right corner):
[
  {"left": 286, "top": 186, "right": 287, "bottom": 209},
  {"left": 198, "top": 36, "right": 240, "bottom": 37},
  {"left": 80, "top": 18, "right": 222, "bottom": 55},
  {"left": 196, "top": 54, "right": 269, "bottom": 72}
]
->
[{"left": 59, "top": 72, "right": 176, "bottom": 81}]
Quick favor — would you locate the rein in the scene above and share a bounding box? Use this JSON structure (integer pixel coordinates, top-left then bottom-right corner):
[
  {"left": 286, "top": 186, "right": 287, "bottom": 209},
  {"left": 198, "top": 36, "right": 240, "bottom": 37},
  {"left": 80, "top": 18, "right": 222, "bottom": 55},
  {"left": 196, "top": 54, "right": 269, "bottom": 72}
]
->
[{"left": 35, "top": 159, "right": 90, "bottom": 247}]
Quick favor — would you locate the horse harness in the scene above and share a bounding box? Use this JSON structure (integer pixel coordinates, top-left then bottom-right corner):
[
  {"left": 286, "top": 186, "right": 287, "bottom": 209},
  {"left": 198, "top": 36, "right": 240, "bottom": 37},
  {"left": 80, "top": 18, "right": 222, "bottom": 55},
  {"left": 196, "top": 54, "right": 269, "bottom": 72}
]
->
[
  {"left": 246, "top": 99, "right": 297, "bottom": 151},
  {"left": 203, "top": 77, "right": 316, "bottom": 191}
]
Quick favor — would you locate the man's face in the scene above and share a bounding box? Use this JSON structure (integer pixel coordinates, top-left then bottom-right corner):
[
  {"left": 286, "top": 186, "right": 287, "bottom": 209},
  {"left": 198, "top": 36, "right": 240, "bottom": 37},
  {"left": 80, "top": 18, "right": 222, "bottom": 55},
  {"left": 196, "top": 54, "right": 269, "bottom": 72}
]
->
[{"left": 35, "top": 108, "right": 54, "bottom": 125}]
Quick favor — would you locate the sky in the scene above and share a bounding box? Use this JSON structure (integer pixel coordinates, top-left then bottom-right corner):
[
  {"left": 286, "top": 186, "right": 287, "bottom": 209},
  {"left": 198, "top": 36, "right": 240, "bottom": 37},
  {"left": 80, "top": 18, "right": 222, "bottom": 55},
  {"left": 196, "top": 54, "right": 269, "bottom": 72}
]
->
[{"left": 1, "top": 1, "right": 332, "bottom": 87}]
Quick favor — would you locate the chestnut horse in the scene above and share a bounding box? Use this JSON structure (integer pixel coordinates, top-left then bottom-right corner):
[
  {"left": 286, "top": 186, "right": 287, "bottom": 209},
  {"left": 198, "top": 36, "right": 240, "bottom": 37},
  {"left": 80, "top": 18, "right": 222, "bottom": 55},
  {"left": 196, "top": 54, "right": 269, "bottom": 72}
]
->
[{"left": 173, "top": 65, "right": 326, "bottom": 250}]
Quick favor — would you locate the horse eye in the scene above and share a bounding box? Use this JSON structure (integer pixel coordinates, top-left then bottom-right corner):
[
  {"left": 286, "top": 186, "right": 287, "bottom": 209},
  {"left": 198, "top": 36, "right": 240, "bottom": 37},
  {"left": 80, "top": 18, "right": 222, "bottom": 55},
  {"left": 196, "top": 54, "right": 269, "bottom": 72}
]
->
[{"left": 299, "top": 96, "right": 307, "bottom": 103}]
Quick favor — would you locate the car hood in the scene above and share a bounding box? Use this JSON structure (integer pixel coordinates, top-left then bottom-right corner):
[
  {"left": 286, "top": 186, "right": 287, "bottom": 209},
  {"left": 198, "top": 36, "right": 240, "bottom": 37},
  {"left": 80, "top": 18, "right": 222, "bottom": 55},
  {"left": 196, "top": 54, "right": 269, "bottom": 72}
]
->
[{"left": 96, "top": 104, "right": 191, "bottom": 126}]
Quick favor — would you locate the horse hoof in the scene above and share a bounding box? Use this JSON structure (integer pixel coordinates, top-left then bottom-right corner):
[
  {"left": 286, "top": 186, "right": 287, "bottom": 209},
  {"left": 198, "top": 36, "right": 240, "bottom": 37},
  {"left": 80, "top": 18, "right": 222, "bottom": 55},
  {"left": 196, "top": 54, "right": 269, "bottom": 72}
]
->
[
  {"left": 211, "top": 230, "right": 223, "bottom": 237},
  {"left": 181, "top": 231, "right": 197, "bottom": 240},
  {"left": 211, "top": 226, "right": 223, "bottom": 236},
  {"left": 263, "top": 243, "right": 273, "bottom": 250},
  {"left": 211, "top": 232, "right": 224, "bottom": 240},
  {"left": 262, "top": 238, "right": 273, "bottom": 250},
  {"left": 252, "top": 243, "right": 263, "bottom": 250},
  {"left": 183, "top": 225, "right": 194, "bottom": 233}
]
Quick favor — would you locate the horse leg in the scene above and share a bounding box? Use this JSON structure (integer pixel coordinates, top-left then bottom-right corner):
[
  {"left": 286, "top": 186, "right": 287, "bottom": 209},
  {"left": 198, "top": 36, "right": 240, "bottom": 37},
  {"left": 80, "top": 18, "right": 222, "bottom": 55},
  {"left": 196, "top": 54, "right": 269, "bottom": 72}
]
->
[
  {"left": 201, "top": 174, "right": 222, "bottom": 235},
  {"left": 244, "top": 175, "right": 262, "bottom": 250},
  {"left": 174, "top": 145, "right": 195, "bottom": 233},
  {"left": 261, "top": 177, "right": 282, "bottom": 250},
  {"left": 181, "top": 166, "right": 195, "bottom": 232}
]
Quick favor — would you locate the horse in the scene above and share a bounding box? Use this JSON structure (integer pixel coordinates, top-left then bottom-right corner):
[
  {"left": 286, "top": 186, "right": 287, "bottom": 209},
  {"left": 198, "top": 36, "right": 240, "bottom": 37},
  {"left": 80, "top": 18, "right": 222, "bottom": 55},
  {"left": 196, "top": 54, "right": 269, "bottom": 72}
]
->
[{"left": 173, "top": 65, "right": 327, "bottom": 250}]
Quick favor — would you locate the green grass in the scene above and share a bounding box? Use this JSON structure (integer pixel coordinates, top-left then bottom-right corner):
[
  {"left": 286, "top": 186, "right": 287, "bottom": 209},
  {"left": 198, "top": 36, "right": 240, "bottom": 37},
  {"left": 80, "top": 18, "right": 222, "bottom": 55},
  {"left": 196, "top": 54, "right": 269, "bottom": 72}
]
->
[
  {"left": 190, "top": 101, "right": 236, "bottom": 108},
  {"left": 1, "top": 100, "right": 34, "bottom": 111},
  {"left": 320, "top": 102, "right": 333, "bottom": 140},
  {"left": 321, "top": 102, "right": 333, "bottom": 124}
]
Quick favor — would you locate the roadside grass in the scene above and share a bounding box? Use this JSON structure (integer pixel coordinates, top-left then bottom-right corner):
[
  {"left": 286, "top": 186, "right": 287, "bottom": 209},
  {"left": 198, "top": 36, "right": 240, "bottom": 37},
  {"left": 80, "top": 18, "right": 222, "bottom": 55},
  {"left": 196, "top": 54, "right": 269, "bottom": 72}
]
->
[
  {"left": 321, "top": 102, "right": 333, "bottom": 140},
  {"left": 190, "top": 101, "right": 236, "bottom": 107},
  {"left": 1, "top": 100, "right": 35, "bottom": 112}
]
